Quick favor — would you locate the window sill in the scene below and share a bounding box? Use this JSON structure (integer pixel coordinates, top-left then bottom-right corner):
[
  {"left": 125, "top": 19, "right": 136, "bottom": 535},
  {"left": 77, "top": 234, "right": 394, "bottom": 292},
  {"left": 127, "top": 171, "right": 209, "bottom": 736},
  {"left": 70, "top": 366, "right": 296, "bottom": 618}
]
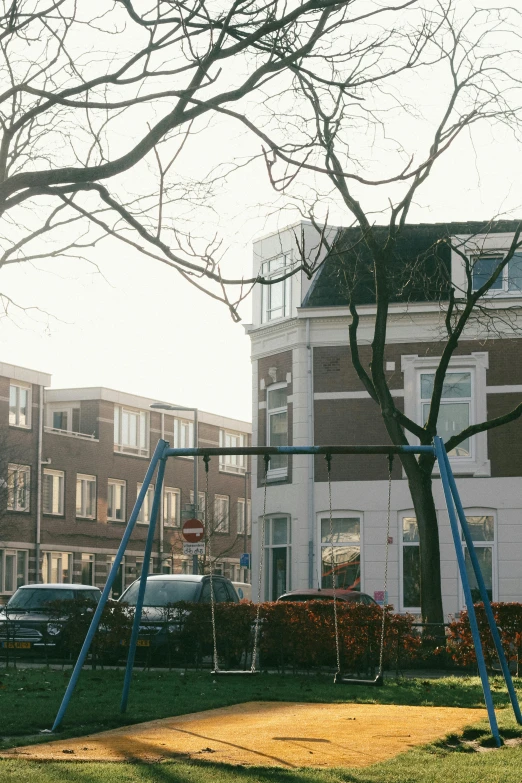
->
[
  {"left": 164, "top": 523, "right": 181, "bottom": 529},
  {"left": 9, "top": 424, "right": 31, "bottom": 430},
  {"left": 43, "top": 513, "right": 65, "bottom": 518},
  {"left": 108, "top": 518, "right": 126, "bottom": 524},
  {"left": 76, "top": 516, "right": 96, "bottom": 522},
  {"left": 7, "top": 509, "right": 30, "bottom": 514},
  {"left": 219, "top": 468, "right": 247, "bottom": 476},
  {"left": 114, "top": 447, "right": 150, "bottom": 459}
]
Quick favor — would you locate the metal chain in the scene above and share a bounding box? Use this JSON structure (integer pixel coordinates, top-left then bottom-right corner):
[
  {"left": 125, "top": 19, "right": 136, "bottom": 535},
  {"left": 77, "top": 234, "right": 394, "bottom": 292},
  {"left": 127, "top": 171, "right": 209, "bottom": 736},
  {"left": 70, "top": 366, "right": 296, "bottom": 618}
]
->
[
  {"left": 378, "top": 455, "right": 393, "bottom": 677},
  {"left": 205, "top": 458, "right": 220, "bottom": 673},
  {"left": 250, "top": 455, "right": 269, "bottom": 672},
  {"left": 327, "top": 455, "right": 341, "bottom": 677}
]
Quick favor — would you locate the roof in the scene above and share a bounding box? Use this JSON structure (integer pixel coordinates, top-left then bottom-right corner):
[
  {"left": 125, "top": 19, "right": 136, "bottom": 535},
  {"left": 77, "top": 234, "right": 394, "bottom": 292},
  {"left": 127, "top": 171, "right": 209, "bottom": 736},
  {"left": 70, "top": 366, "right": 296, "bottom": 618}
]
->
[
  {"left": 18, "top": 583, "right": 100, "bottom": 590},
  {"left": 302, "top": 220, "right": 522, "bottom": 309}
]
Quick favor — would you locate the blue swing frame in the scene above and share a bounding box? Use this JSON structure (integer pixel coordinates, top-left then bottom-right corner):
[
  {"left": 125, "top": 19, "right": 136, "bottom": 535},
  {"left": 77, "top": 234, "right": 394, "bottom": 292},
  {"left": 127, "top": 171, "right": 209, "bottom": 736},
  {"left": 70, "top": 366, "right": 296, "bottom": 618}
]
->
[{"left": 49, "top": 437, "right": 522, "bottom": 747}]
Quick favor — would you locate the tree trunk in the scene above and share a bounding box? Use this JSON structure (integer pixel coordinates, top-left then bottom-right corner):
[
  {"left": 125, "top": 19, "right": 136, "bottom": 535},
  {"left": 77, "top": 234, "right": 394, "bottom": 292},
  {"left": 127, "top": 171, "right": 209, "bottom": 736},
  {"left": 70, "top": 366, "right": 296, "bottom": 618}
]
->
[{"left": 403, "top": 459, "right": 444, "bottom": 626}]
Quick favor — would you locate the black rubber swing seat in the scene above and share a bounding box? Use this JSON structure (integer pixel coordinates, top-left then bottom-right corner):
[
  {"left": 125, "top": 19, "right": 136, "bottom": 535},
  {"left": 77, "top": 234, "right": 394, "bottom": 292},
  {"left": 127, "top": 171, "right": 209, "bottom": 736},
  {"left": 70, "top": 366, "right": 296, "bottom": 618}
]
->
[
  {"left": 334, "top": 672, "right": 384, "bottom": 686},
  {"left": 211, "top": 670, "right": 259, "bottom": 676}
]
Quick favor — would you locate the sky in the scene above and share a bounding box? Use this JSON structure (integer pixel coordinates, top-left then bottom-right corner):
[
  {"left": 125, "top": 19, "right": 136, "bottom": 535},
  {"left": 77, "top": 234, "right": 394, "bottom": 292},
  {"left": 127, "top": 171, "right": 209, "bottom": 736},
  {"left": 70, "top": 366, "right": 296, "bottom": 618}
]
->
[{"left": 1, "top": 2, "right": 521, "bottom": 424}]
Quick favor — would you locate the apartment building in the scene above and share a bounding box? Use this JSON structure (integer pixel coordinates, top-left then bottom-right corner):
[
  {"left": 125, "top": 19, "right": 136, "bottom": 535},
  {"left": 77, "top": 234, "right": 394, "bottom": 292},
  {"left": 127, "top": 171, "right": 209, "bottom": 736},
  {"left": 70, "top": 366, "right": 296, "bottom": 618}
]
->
[
  {"left": 0, "top": 365, "right": 251, "bottom": 604},
  {"left": 245, "top": 220, "right": 522, "bottom": 619}
]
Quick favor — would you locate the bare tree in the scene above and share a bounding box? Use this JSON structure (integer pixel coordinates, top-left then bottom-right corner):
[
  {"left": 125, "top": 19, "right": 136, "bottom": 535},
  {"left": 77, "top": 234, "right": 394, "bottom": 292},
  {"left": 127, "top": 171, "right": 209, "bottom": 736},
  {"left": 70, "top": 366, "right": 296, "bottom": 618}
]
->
[{"left": 239, "top": 1, "right": 522, "bottom": 624}]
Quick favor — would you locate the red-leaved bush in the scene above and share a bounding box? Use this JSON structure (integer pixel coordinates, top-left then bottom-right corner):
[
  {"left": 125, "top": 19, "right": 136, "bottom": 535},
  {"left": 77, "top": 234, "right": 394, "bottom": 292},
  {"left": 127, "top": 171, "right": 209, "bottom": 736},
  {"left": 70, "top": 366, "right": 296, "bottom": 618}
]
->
[{"left": 446, "top": 602, "right": 522, "bottom": 675}]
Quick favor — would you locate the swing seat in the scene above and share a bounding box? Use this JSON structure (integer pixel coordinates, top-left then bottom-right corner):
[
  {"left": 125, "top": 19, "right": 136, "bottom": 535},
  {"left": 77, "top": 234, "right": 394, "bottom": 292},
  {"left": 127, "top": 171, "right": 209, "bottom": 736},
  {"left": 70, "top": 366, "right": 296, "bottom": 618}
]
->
[
  {"left": 211, "top": 669, "right": 259, "bottom": 676},
  {"left": 334, "top": 672, "right": 384, "bottom": 686}
]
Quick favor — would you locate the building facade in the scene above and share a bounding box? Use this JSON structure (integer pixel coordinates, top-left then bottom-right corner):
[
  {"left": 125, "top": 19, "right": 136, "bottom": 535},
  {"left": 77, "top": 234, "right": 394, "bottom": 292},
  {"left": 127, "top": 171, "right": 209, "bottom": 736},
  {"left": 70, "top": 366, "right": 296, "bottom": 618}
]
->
[
  {"left": 246, "top": 221, "right": 522, "bottom": 619},
  {"left": 0, "top": 364, "right": 251, "bottom": 604}
]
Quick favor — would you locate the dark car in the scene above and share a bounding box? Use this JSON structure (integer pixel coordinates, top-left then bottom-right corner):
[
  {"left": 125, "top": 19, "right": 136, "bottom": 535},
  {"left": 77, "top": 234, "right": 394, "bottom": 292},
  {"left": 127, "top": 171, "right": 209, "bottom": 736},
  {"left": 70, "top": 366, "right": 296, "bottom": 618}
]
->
[
  {"left": 0, "top": 583, "right": 101, "bottom": 654},
  {"left": 277, "top": 589, "right": 378, "bottom": 606},
  {"left": 116, "top": 574, "right": 239, "bottom": 656}
]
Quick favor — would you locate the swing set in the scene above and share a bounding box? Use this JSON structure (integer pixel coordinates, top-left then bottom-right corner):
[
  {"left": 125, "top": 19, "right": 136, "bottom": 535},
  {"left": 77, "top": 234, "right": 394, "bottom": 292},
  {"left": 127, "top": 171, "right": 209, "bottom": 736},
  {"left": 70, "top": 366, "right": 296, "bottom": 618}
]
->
[{"left": 49, "top": 437, "right": 522, "bottom": 748}]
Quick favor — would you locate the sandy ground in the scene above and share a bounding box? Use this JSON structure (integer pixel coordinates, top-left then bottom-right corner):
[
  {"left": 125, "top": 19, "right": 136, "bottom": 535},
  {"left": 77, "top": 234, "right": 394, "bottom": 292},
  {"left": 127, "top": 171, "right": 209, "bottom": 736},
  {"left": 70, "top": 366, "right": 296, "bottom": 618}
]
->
[{"left": 1, "top": 701, "right": 488, "bottom": 768}]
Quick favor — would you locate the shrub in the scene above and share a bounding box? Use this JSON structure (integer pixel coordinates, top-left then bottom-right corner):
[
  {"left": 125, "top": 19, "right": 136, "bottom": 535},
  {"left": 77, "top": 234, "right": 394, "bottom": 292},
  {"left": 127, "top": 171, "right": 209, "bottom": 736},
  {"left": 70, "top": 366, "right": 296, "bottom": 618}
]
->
[{"left": 447, "top": 602, "right": 522, "bottom": 674}]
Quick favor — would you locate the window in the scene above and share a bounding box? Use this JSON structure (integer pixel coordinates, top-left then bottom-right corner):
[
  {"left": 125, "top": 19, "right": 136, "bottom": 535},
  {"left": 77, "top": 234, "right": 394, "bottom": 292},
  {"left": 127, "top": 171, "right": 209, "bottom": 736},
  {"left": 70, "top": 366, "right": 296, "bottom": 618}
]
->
[
  {"left": 7, "top": 464, "right": 30, "bottom": 512},
  {"left": 173, "top": 418, "right": 195, "bottom": 456},
  {"left": 401, "top": 517, "right": 421, "bottom": 611},
  {"left": 461, "top": 515, "right": 496, "bottom": 604},
  {"left": 472, "top": 253, "right": 522, "bottom": 294},
  {"left": 48, "top": 406, "right": 81, "bottom": 433},
  {"left": 320, "top": 516, "right": 361, "bottom": 590},
  {"left": 137, "top": 483, "right": 155, "bottom": 524},
  {"left": 42, "top": 552, "right": 73, "bottom": 583},
  {"left": 189, "top": 490, "right": 206, "bottom": 517},
  {"left": 214, "top": 495, "right": 230, "bottom": 533},
  {"left": 163, "top": 487, "right": 180, "bottom": 527},
  {"left": 261, "top": 254, "right": 293, "bottom": 322},
  {"left": 43, "top": 469, "right": 64, "bottom": 515},
  {"left": 237, "top": 498, "right": 251, "bottom": 535},
  {"left": 76, "top": 474, "right": 96, "bottom": 519},
  {"left": 266, "top": 384, "right": 288, "bottom": 479},
  {"left": 264, "top": 516, "right": 291, "bottom": 600},
  {"left": 420, "top": 372, "right": 472, "bottom": 457},
  {"left": 81, "top": 553, "right": 95, "bottom": 585},
  {"left": 114, "top": 406, "right": 149, "bottom": 457},
  {"left": 9, "top": 383, "right": 30, "bottom": 428},
  {"left": 108, "top": 479, "right": 126, "bottom": 522},
  {"left": 0, "top": 549, "right": 27, "bottom": 593},
  {"left": 219, "top": 430, "right": 246, "bottom": 473},
  {"left": 135, "top": 557, "right": 153, "bottom": 579}
]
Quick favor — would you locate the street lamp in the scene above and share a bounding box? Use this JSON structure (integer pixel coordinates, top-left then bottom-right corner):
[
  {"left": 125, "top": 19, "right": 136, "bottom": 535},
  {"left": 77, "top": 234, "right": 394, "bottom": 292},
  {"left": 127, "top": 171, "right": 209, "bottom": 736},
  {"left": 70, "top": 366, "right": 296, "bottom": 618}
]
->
[{"left": 150, "top": 403, "right": 199, "bottom": 575}]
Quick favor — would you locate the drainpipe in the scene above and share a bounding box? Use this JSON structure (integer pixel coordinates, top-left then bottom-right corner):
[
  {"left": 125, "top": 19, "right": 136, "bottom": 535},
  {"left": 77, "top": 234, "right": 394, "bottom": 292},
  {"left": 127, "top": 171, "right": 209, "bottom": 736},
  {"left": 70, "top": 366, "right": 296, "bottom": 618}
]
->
[
  {"left": 35, "top": 385, "right": 44, "bottom": 583},
  {"left": 306, "top": 319, "right": 315, "bottom": 587},
  {"left": 159, "top": 412, "right": 165, "bottom": 572}
]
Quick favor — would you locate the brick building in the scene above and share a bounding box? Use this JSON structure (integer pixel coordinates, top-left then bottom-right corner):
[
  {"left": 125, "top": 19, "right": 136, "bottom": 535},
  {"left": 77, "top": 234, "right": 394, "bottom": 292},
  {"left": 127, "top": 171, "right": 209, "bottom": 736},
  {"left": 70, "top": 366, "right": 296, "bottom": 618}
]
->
[
  {"left": 0, "top": 364, "right": 251, "bottom": 604},
  {"left": 246, "top": 221, "right": 522, "bottom": 618}
]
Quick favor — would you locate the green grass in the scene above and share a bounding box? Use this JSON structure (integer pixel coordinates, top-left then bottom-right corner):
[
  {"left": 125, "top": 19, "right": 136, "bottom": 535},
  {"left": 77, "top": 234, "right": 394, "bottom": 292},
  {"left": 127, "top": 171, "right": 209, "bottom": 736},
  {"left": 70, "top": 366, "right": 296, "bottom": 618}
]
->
[{"left": 0, "top": 667, "right": 521, "bottom": 782}]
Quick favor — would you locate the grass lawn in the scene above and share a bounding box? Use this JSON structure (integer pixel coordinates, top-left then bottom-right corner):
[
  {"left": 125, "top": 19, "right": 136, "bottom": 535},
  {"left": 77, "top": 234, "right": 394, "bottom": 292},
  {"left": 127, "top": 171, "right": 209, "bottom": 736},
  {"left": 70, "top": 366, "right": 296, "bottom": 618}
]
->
[{"left": 0, "top": 666, "right": 521, "bottom": 782}]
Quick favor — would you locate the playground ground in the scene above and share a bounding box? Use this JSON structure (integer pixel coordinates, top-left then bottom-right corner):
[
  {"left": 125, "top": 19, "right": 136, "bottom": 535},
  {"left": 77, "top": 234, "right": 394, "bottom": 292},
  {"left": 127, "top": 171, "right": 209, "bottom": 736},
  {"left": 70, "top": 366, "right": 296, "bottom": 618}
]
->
[{"left": 0, "top": 667, "right": 521, "bottom": 782}]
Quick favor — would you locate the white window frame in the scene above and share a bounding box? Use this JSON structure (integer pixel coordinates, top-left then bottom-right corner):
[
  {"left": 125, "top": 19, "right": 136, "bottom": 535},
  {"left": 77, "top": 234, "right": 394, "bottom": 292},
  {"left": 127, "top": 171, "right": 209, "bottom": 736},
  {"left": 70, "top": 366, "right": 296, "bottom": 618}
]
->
[
  {"left": 451, "top": 232, "right": 522, "bottom": 298},
  {"left": 214, "top": 494, "right": 230, "bottom": 533},
  {"left": 317, "top": 510, "right": 363, "bottom": 592},
  {"left": 9, "top": 382, "right": 31, "bottom": 428},
  {"left": 7, "top": 464, "right": 31, "bottom": 512},
  {"left": 219, "top": 430, "right": 247, "bottom": 473},
  {"left": 108, "top": 479, "right": 126, "bottom": 522},
  {"left": 266, "top": 382, "right": 289, "bottom": 481},
  {"left": 172, "top": 418, "right": 195, "bottom": 459},
  {"left": 137, "top": 483, "right": 155, "bottom": 524},
  {"left": 43, "top": 469, "right": 64, "bottom": 515},
  {"left": 163, "top": 486, "right": 181, "bottom": 527},
  {"left": 419, "top": 370, "right": 474, "bottom": 459},
  {"left": 402, "top": 353, "right": 490, "bottom": 476},
  {"left": 458, "top": 510, "right": 497, "bottom": 610},
  {"left": 76, "top": 474, "right": 97, "bottom": 519},
  {"left": 400, "top": 512, "right": 421, "bottom": 613},
  {"left": 42, "top": 551, "right": 73, "bottom": 584},
  {"left": 190, "top": 490, "right": 206, "bottom": 517},
  {"left": 0, "top": 549, "right": 28, "bottom": 593},
  {"left": 114, "top": 405, "right": 149, "bottom": 457},
  {"left": 47, "top": 403, "right": 81, "bottom": 434},
  {"left": 261, "top": 253, "right": 293, "bottom": 323},
  {"left": 237, "top": 498, "right": 252, "bottom": 535},
  {"left": 263, "top": 515, "right": 291, "bottom": 600}
]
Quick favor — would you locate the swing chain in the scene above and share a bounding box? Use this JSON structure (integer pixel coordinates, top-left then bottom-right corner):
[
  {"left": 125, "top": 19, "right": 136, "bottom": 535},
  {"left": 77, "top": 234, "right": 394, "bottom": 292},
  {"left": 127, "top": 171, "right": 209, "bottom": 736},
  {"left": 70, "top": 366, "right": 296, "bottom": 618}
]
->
[
  {"left": 377, "top": 454, "right": 394, "bottom": 678},
  {"left": 326, "top": 453, "right": 342, "bottom": 677},
  {"left": 250, "top": 455, "right": 270, "bottom": 672}
]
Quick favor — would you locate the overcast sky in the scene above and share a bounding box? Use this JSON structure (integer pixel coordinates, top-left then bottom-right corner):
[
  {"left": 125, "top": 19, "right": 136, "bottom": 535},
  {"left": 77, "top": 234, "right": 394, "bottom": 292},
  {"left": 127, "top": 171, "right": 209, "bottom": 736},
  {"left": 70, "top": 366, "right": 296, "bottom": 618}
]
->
[{"left": 2, "top": 2, "right": 521, "bottom": 424}]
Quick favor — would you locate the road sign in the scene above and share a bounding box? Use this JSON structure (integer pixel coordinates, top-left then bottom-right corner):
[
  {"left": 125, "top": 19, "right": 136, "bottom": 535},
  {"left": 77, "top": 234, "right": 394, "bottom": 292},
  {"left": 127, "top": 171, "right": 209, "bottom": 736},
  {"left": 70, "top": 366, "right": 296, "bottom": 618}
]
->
[
  {"left": 183, "top": 543, "right": 205, "bottom": 556},
  {"left": 182, "top": 518, "right": 204, "bottom": 543},
  {"left": 240, "top": 553, "right": 251, "bottom": 568}
]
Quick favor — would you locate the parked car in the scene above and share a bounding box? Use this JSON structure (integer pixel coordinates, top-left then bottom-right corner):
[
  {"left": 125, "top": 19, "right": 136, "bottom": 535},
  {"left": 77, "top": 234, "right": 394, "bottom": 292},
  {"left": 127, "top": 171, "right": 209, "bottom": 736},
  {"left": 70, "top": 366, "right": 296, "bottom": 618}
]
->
[
  {"left": 0, "top": 583, "right": 101, "bottom": 654},
  {"left": 277, "top": 589, "right": 379, "bottom": 605},
  {"left": 232, "top": 582, "right": 252, "bottom": 601},
  {"left": 116, "top": 574, "right": 239, "bottom": 657}
]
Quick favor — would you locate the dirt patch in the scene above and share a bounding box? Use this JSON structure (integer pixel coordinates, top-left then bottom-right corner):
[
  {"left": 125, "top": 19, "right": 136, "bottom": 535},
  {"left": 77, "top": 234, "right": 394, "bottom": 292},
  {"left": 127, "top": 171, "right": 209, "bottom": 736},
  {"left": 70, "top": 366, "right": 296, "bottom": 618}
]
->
[{"left": 0, "top": 702, "right": 488, "bottom": 768}]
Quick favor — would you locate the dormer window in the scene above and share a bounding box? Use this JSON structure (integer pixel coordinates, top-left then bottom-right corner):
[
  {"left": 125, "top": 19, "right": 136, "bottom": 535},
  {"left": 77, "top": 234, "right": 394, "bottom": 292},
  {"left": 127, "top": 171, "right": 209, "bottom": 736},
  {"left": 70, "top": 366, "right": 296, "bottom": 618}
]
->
[
  {"left": 471, "top": 253, "right": 522, "bottom": 294},
  {"left": 261, "top": 253, "right": 293, "bottom": 322}
]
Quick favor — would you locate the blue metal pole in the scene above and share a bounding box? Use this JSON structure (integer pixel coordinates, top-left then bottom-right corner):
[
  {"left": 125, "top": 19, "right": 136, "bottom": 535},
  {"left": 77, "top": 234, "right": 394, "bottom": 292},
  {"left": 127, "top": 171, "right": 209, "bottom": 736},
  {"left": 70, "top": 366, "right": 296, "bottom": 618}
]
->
[
  {"left": 439, "top": 442, "right": 522, "bottom": 724},
  {"left": 434, "top": 437, "right": 502, "bottom": 747},
  {"left": 51, "top": 439, "right": 167, "bottom": 732},
  {"left": 120, "top": 455, "right": 166, "bottom": 713},
  {"left": 162, "top": 445, "right": 436, "bottom": 458}
]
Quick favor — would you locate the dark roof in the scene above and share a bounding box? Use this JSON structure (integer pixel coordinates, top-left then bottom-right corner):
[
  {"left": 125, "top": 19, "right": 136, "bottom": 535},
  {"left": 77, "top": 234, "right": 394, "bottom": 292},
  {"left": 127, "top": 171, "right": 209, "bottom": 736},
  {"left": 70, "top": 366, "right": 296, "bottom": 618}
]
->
[{"left": 302, "top": 220, "right": 522, "bottom": 308}]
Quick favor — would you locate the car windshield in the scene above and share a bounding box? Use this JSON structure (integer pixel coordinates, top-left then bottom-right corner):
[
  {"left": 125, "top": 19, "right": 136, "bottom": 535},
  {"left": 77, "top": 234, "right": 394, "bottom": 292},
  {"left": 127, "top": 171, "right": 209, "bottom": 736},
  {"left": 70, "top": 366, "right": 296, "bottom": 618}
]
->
[
  {"left": 6, "top": 588, "right": 99, "bottom": 610},
  {"left": 121, "top": 580, "right": 199, "bottom": 607}
]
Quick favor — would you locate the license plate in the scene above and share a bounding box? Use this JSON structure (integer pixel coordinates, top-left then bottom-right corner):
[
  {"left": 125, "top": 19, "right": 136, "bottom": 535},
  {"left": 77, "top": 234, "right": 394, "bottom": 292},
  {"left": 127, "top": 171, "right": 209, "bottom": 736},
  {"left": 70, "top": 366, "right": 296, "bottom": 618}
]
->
[{"left": 2, "top": 641, "right": 31, "bottom": 649}]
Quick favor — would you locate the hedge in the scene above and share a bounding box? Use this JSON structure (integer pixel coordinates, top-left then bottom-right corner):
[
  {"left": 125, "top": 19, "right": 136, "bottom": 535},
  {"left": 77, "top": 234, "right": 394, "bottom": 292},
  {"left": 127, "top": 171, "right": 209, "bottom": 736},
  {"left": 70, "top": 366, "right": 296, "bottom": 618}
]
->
[{"left": 446, "top": 602, "right": 522, "bottom": 675}]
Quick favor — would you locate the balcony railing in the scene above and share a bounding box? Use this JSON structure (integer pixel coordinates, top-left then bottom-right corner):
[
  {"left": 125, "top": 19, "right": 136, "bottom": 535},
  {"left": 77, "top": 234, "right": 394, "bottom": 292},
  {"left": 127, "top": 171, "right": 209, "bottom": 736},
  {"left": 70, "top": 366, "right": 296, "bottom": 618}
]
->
[{"left": 44, "top": 426, "right": 98, "bottom": 441}]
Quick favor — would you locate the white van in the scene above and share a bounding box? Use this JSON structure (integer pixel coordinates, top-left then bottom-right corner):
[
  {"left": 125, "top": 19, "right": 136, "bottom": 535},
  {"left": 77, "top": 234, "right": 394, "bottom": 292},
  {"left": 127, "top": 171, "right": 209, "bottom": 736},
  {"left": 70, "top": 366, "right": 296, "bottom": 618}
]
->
[{"left": 232, "top": 582, "right": 252, "bottom": 601}]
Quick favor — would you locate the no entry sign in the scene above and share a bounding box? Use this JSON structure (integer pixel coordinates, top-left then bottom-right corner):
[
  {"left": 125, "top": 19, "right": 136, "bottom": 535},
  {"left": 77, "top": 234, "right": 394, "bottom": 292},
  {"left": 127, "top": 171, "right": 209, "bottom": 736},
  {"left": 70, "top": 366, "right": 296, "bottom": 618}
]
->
[{"left": 182, "top": 518, "right": 204, "bottom": 543}]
